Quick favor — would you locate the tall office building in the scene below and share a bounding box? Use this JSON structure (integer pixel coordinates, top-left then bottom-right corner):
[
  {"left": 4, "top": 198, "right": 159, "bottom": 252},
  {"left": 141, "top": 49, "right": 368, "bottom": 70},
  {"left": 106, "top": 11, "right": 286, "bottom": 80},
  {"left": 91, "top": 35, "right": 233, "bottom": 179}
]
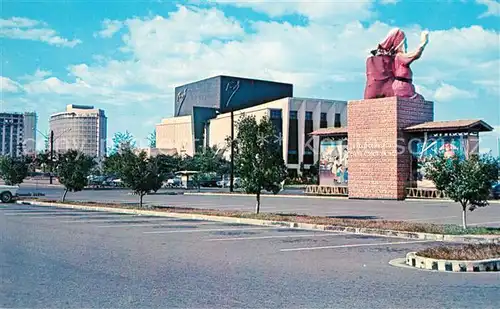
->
[
  {"left": 49, "top": 105, "right": 107, "bottom": 158},
  {"left": 0, "top": 112, "right": 37, "bottom": 157},
  {"left": 23, "top": 112, "right": 37, "bottom": 155}
]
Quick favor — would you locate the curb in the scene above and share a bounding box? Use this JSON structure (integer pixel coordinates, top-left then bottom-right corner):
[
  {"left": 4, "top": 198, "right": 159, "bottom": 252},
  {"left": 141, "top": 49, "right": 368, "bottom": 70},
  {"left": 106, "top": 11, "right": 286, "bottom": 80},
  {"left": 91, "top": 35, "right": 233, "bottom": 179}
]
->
[
  {"left": 405, "top": 252, "right": 500, "bottom": 272},
  {"left": 16, "top": 200, "right": 500, "bottom": 244}
]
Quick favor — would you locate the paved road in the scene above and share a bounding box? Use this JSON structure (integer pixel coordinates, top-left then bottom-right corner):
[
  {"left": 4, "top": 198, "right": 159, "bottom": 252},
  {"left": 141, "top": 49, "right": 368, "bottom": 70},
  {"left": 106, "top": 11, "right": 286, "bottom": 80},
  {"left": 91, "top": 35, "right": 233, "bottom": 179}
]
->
[
  {"left": 1, "top": 203, "right": 499, "bottom": 308},
  {"left": 18, "top": 185, "right": 500, "bottom": 227}
]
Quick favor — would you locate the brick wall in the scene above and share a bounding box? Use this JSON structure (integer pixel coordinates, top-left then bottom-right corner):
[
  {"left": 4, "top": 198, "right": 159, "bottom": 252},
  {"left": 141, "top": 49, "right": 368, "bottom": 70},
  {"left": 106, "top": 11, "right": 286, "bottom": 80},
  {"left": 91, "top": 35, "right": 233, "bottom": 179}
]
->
[{"left": 348, "top": 97, "right": 434, "bottom": 199}]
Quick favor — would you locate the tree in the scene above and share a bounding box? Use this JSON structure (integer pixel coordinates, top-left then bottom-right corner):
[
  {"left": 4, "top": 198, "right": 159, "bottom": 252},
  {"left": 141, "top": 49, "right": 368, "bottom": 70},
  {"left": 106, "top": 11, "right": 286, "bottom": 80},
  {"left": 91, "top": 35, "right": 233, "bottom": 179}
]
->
[
  {"left": 234, "top": 115, "right": 287, "bottom": 214},
  {"left": 0, "top": 156, "right": 30, "bottom": 186},
  {"left": 119, "top": 150, "right": 166, "bottom": 207},
  {"left": 111, "top": 131, "right": 136, "bottom": 154},
  {"left": 34, "top": 151, "right": 50, "bottom": 173},
  {"left": 425, "top": 153, "right": 499, "bottom": 229},
  {"left": 148, "top": 129, "right": 157, "bottom": 148},
  {"left": 102, "top": 152, "right": 124, "bottom": 176},
  {"left": 193, "top": 146, "right": 230, "bottom": 175},
  {"left": 55, "top": 150, "right": 96, "bottom": 202},
  {"left": 154, "top": 154, "right": 181, "bottom": 177}
]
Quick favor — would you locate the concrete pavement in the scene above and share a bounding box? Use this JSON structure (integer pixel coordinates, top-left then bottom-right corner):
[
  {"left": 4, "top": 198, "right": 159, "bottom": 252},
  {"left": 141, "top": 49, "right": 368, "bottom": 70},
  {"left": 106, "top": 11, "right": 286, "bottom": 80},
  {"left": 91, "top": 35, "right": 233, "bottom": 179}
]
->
[
  {"left": 18, "top": 184, "right": 500, "bottom": 227},
  {"left": 2, "top": 202, "right": 499, "bottom": 308}
]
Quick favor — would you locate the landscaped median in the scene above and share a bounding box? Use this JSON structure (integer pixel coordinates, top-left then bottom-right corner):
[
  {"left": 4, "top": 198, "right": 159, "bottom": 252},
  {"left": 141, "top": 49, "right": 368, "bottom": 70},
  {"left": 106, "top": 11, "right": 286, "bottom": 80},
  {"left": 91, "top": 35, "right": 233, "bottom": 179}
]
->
[
  {"left": 405, "top": 244, "right": 500, "bottom": 272},
  {"left": 16, "top": 199, "right": 500, "bottom": 244}
]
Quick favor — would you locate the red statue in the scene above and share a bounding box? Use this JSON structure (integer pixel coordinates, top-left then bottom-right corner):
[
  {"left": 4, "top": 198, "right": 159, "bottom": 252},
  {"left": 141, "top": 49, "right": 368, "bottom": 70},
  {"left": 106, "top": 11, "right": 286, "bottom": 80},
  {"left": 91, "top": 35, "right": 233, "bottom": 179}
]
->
[{"left": 364, "top": 28, "right": 429, "bottom": 100}]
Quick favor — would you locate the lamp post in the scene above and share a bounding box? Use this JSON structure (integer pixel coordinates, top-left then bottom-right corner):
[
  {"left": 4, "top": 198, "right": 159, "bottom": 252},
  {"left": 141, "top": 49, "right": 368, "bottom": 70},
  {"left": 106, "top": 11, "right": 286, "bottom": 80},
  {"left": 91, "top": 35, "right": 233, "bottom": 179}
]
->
[
  {"left": 224, "top": 80, "right": 240, "bottom": 193},
  {"left": 36, "top": 128, "right": 71, "bottom": 184}
]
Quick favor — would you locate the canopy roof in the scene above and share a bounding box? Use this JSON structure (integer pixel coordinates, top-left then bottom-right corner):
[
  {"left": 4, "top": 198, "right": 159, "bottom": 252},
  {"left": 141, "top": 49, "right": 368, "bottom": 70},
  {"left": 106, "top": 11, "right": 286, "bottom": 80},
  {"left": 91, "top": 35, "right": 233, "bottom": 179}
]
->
[{"left": 404, "top": 119, "right": 493, "bottom": 133}]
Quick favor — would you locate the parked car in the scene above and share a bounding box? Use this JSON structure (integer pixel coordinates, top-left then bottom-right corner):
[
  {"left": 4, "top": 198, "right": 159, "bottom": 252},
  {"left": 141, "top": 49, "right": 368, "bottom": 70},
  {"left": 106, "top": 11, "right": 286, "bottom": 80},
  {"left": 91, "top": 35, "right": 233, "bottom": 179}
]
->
[
  {"left": 217, "top": 177, "right": 241, "bottom": 188},
  {"left": 165, "top": 177, "right": 182, "bottom": 188},
  {"left": 0, "top": 185, "right": 19, "bottom": 203},
  {"left": 491, "top": 183, "right": 500, "bottom": 199}
]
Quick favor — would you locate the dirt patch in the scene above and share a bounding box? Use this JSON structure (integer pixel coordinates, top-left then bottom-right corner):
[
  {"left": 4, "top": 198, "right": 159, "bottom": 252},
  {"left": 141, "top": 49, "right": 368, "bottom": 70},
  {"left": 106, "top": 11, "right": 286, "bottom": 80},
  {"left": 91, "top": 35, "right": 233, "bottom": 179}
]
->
[{"left": 417, "top": 244, "right": 500, "bottom": 260}]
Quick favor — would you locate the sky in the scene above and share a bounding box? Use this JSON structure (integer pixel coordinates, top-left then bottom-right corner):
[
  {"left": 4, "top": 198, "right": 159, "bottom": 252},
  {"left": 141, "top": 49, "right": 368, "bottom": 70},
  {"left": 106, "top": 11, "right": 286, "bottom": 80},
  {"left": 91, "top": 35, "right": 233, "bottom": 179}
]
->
[{"left": 1, "top": 0, "right": 499, "bottom": 155}]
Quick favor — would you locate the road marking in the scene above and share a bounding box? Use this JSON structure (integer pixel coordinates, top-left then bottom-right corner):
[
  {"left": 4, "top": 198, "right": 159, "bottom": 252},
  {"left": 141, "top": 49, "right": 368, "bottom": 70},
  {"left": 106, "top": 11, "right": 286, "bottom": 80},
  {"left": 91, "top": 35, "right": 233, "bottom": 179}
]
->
[
  {"left": 280, "top": 240, "right": 435, "bottom": 252},
  {"left": 3, "top": 211, "right": 99, "bottom": 216},
  {"left": 468, "top": 220, "right": 500, "bottom": 226},
  {"left": 143, "top": 227, "right": 274, "bottom": 234},
  {"left": 57, "top": 217, "right": 146, "bottom": 223},
  {"left": 205, "top": 233, "right": 346, "bottom": 242},
  {"left": 27, "top": 215, "right": 167, "bottom": 220},
  {"left": 98, "top": 221, "right": 219, "bottom": 228}
]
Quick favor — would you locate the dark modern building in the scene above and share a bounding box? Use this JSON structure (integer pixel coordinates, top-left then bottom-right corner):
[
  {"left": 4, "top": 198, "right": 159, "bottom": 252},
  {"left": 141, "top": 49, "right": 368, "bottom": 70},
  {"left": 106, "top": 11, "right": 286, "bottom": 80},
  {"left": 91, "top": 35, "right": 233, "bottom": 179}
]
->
[{"left": 159, "top": 75, "right": 294, "bottom": 152}]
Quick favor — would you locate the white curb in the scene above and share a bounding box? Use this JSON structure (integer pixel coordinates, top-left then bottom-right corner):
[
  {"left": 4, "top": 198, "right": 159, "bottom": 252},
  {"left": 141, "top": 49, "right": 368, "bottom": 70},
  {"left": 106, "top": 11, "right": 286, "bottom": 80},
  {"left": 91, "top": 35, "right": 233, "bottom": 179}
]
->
[{"left": 406, "top": 252, "right": 500, "bottom": 272}]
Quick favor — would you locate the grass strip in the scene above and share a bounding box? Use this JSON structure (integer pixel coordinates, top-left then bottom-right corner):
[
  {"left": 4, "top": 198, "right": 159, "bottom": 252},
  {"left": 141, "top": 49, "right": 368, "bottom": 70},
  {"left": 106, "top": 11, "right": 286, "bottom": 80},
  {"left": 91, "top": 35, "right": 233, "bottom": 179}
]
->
[
  {"left": 417, "top": 244, "right": 500, "bottom": 260},
  {"left": 30, "top": 199, "right": 500, "bottom": 236}
]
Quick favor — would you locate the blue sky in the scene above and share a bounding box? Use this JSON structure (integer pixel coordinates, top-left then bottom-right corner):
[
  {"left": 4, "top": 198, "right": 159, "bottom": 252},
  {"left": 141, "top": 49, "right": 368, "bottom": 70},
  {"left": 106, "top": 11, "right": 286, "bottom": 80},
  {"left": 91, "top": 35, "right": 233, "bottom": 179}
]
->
[{"left": 1, "top": 0, "right": 499, "bottom": 154}]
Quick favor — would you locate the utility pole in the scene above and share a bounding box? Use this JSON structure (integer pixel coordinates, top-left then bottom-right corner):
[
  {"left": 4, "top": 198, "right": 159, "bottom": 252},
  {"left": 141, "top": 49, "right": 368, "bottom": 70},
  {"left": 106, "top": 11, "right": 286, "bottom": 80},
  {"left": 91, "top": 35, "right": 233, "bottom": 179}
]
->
[
  {"left": 230, "top": 109, "right": 234, "bottom": 193},
  {"left": 50, "top": 130, "right": 54, "bottom": 185}
]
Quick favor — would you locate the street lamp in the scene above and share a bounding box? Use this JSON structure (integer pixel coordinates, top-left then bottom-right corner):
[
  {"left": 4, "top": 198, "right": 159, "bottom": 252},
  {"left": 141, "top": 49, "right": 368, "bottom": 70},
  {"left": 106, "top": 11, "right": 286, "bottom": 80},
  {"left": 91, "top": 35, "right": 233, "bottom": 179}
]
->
[
  {"left": 225, "top": 80, "right": 240, "bottom": 193},
  {"left": 36, "top": 128, "right": 72, "bottom": 184}
]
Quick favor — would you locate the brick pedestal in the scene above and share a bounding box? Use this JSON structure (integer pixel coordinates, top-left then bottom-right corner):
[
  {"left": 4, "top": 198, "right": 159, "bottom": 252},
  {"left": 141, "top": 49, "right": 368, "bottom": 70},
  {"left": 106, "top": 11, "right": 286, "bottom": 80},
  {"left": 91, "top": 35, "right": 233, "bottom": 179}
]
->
[{"left": 348, "top": 97, "right": 434, "bottom": 200}]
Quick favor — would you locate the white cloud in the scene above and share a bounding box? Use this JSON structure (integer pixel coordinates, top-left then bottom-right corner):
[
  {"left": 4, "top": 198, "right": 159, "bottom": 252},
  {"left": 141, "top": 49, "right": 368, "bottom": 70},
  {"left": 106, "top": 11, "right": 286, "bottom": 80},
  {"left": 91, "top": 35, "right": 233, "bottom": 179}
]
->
[
  {"left": 434, "top": 83, "right": 476, "bottom": 102},
  {"left": 476, "top": 0, "right": 500, "bottom": 18},
  {"left": 18, "top": 5, "right": 500, "bottom": 103},
  {"left": 9, "top": 5, "right": 500, "bottom": 144},
  {"left": 19, "top": 68, "right": 53, "bottom": 81},
  {"left": 379, "top": 0, "right": 400, "bottom": 4},
  {"left": 0, "top": 17, "right": 44, "bottom": 28},
  {"left": 0, "top": 17, "right": 81, "bottom": 47},
  {"left": 207, "top": 0, "right": 374, "bottom": 22},
  {"left": 95, "top": 19, "right": 123, "bottom": 38},
  {"left": 0, "top": 76, "right": 23, "bottom": 93}
]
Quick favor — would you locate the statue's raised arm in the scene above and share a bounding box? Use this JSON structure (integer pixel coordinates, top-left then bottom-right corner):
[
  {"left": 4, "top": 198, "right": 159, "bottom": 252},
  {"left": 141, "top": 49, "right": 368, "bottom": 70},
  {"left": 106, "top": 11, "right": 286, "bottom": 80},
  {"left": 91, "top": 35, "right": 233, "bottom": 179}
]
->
[{"left": 364, "top": 28, "right": 429, "bottom": 101}]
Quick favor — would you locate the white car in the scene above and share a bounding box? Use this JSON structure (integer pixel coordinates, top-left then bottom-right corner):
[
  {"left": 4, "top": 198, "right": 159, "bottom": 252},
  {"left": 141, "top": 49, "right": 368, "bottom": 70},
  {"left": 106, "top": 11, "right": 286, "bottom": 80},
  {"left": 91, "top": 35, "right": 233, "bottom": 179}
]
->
[{"left": 0, "top": 185, "right": 19, "bottom": 203}]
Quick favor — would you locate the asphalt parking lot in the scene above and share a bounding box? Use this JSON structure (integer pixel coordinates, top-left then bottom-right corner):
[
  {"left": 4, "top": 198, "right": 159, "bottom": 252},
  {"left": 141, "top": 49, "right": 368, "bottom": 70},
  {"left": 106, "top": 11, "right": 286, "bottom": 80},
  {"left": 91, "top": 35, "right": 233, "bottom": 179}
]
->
[{"left": 2, "top": 203, "right": 499, "bottom": 308}]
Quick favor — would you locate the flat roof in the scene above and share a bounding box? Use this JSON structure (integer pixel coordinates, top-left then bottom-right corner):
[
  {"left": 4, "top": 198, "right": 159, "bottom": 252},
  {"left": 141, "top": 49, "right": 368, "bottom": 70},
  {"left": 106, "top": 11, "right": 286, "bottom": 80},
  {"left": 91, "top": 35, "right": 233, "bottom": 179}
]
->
[
  {"left": 309, "top": 127, "right": 348, "bottom": 136},
  {"left": 404, "top": 119, "right": 494, "bottom": 133}
]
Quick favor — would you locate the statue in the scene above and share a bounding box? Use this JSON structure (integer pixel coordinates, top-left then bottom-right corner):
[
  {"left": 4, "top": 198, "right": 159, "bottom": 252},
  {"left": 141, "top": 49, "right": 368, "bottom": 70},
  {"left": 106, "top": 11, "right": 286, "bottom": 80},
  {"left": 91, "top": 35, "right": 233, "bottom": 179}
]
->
[{"left": 364, "top": 28, "right": 429, "bottom": 100}]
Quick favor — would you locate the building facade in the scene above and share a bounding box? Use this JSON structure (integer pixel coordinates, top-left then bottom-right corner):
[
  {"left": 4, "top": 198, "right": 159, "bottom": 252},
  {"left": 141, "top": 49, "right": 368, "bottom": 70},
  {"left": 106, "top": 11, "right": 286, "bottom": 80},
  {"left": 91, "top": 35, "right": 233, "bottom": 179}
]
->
[
  {"left": 172, "top": 75, "right": 293, "bottom": 151},
  {"left": 0, "top": 112, "right": 37, "bottom": 157},
  {"left": 157, "top": 93, "right": 347, "bottom": 174},
  {"left": 49, "top": 105, "right": 107, "bottom": 158},
  {"left": 23, "top": 112, "right": 37, "bottom": 155},
  {"left": 207, "top": 97, "right": 347, "bottom": 175}
]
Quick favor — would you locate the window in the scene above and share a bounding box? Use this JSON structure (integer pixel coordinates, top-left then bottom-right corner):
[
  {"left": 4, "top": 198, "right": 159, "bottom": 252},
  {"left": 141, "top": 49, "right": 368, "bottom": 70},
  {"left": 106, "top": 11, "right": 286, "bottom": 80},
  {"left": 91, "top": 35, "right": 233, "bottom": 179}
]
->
[
  {"left": 305, "top": 111, "right": 313, "bottom": 121},
  {"left": 320, "top": 112, "right": 328, "bottom": 128},
  {"left": 289, "top": 111, "right": 298, "bottom": 120},
  {"left": 334, "top": 113, "right": 342, "bottom": 128},
  {"left": 270, "top": 109, "right": 282, "bottom": 119}
]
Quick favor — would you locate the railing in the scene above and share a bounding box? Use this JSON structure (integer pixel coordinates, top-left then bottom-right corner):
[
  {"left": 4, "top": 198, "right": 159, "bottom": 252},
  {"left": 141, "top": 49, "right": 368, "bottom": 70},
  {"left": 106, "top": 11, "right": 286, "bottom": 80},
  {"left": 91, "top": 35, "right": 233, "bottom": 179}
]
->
[
  {"left": 405, "top": 187, "right": 447, "bottom": 199},
  {"left": 304, "top": 185, "right": 348, "bottom": 196}
]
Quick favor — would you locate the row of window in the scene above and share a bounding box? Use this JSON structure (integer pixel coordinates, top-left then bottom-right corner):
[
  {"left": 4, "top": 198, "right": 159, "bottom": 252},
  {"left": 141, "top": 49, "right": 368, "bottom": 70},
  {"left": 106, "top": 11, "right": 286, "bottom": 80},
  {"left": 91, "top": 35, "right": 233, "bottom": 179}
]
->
[{"left": 273, "top": 109, "right": 341, "bottom": 126}]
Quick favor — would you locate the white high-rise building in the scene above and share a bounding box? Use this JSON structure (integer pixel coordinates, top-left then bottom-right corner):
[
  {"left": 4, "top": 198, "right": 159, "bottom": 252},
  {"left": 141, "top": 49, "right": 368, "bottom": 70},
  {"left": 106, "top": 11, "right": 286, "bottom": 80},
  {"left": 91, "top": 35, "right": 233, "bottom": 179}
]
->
[
  {"left": 0, "top": 112, "right": 37, "bottom": 157},
  {"left": 49, "top": 105, "right": 107, "bottom": 158}
]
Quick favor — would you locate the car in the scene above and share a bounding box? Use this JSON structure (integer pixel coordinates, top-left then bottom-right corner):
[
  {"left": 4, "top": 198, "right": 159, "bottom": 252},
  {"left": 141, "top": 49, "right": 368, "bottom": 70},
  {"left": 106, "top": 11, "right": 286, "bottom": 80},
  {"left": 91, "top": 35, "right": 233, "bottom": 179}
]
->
[
  {"left": 165, "top": 177, "right": 182, "bottom": 188},
  {"left": 0, "top": 185, "right": 19, "bottom": 203},
  {"left": 491, "top": 183, "right": 500, "bottom": 199},
  {"left": 217, "top": 177, "right": 241, "bottom": 188}
]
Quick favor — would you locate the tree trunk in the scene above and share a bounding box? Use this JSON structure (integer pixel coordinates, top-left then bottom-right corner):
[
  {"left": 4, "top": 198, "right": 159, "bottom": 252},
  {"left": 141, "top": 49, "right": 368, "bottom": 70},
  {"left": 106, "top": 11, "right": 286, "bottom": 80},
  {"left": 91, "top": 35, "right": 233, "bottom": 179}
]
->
[
  {"left": 140, "top": 193, "right": 144, "bottom": 208},
  {"left": 461, "top": 202, "right": 467, "bottom": 229},
  {"left": 255, "top": 192, "right": 261, "bottom": 214},
  {"left": 62, "top": 189, "right": 68, "bottom": 202}
]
